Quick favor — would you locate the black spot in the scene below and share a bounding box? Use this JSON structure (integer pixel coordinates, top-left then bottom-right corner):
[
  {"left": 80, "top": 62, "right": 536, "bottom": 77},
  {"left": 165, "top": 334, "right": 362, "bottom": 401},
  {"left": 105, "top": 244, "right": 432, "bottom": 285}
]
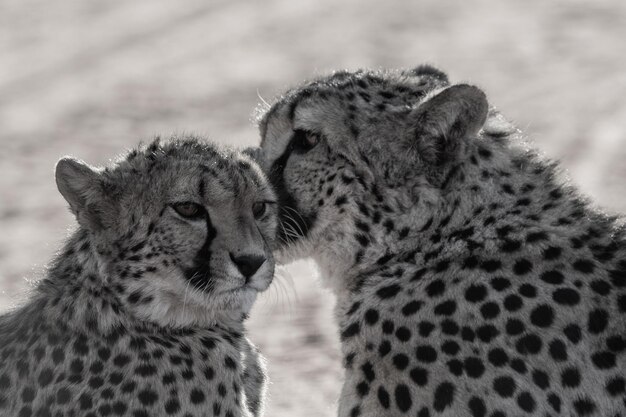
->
[
  {"left": 530, "top": 305, "right": 554, "bottom": 328},
  {"left": 540, "top": 270, "right": 564, "bottom": 285},
  {"left": 441, "top": 319, "right": 459, "bottom": 335},
  {"left": 347, "top": 302, "right": 361, "bottom": 315},
  {"left": 552, "top": 288, "right": 580, "bottom": 305},
  {"left": 606, "top": 377, "right": 626, "bottom": 396},
  {"left": 590, "top": 280, "right": 611, "bottom": 295},
  {"left": 418, "top": 321, "right": 435, "bottom": 337},
  {"left": 573, "top": 398, "right": 596, "bottom": 416},
  {"left": 480, "top": 302, "right": 500, "bottom": 320},
  {"left": 516, "top": 333, "right": 543, "bottom": 355},
  {"left": 563, "top": 324, "right": 582, "bottom": 343},
  {"left": 113, "top": 354, "right": 131, "bottom": 367},
  {"left": 364, "top": 309, "right": 380, "bottom": 324},
  {"left": 588, "top": 309, "right": 609, "bottom": 334},
  {"left": 463, "top": 256, "right": 479, "bottom": 269},
  {"left": 618, "top": 294, "right": 626, "bottom": 312},
  {"left": 377, "top": 386, "right": 390, "bottom": 409},
  {"left": 434, "top": 260, "right": 450, "bottom": 272},
  {"left": 501, "top": 239, "right": 522, "bottom": 252},
  {"left": 56, "top": 388, "right": 71, "bottom": 405},
  {"left": 135, "top": 364, "right": 157, "bottom": 377},
  {"left": 468, "top": 397, "right": 486, "bottom": 417},
  {"left": 526, "top": 231, "right": 548, "bottom": 242},
  {"left": 488, "top": 348, "right": 509, "bottom": 367},
  {"left": 38, "top": 368, "right": 53, "bottom": 387},
  {"left": 341, "top": 323, "right": 361, "bottom": 340},
  {"left": 395, "top": 327, "right": 412, "bottom": 342},
  {"left": 561, "top": 367, "right": 581, "bottom": 387},
  {"left": 465, "top": 285, "right": 487, "bottom": 303},
  {"left": 543, "top": 246, "right": 562, "bottom": 260},
  {"left": 401, "top": 301, "right": 422, "bottom": 316},
  {"left": 415, "top": 345, "right": 437, "bottom": 363},
  {"left": 461, "top": 327, "right": 475, "bottom": 342},
  {"left": 607, "top": 335, "right": 626, "bottom": 352},
  {"left": 433, "top": 382, "right": 455, "bottom": 412},
  {"left": 573, "top": 259, "right": 595, "bottom": 273},
  {"left": 503, "top": 295, "right": 523, "bottom": 311},
  {"left": 447, "top": 359, "right": 463, "bottom": 376},
  {"left": 394, "top": 384, "right": 412, "bottom": 412},
  {"left": 493, "top": 376, "right": 516, "bottom": 397},
  {"left": 409, "top": 367, "right": 428, "bottom": 386},
  {"left": 361, "top": 362, "right": 375, "bottom": 382},
  {"left": 21, "top": 387, "right": 35, "bottom": 403},
  {"left": 513, "top": 259, "right": 533, "bottom": 275},
  {"left": 378, "top": 341, "right": 391, "bottom": 357},
  {"left": 382, "top": 320, "right": 395, "bottom": 334},
  {"left": 548, "top": 339, "right": 568, "bottom": 361},
  {"left": 476, "top": 325, "right": 499, "bottom": 343},
  {"left": 591, "top": 351, "right": 616, "bottom": 369},
  {"left": 426, "top": 280, "right": 445, "bottom": 297},
  {"left": 356, "top": 381, "right": 369, "bottom": 397},
  {"left": 137, "top": 389, "right": 158, "bottom": 406},
  {"left": 441, "top": 340, "right": 460, "bottom": 356},
  {"left": 434, "top": 300, "right": 456, "bottom": 316},
  {"left": 531, "top": 369, "right": 550, "bottom": 390},
  {"left": 547, "top": 393, "right": 561, "bottom": 412},
  {"left": 518, "top": 284, "right": 536, "bottom": 298},
  {"left": 480, "top": 259, "right": 502, "bottom": 272},
  {"left": 490, "top": 277, "right": 511, "bottom": 291},
  {"left": 517, "top": 392, "right": 536, "bottom": 413},
  {"left": 79, "top": 393, "right": 92, "bottom": 410},
  {"left": 165, "top": 398, "right": 180, "bottom": 414},
  {"left": 392, "top": 354, "right": 409, "bottom": 370},
  {"left": 376, "top": 284, "right": 402, "bottom": 299},
  {"left": 510, "top": 358, "right": 527, "bottom": 374},
  {"left": 463, "top": 357, "right": 485, "bottom": 378}
]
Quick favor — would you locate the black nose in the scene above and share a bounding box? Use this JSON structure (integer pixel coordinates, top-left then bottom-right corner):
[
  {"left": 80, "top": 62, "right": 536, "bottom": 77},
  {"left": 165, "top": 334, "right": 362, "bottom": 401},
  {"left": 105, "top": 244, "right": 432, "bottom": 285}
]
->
[{"left": 229, "top": 253, "right": 266, "bottom": 279}]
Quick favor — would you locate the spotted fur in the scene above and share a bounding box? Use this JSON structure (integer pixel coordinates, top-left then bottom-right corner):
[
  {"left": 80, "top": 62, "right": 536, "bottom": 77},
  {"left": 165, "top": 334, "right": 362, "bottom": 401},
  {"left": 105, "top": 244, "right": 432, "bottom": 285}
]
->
[
  {"left": 0, "top": 136, "right": 277, "bottom": 417},
  {"left": 259, "top": 66, "right": 626, "bottom": 416}
]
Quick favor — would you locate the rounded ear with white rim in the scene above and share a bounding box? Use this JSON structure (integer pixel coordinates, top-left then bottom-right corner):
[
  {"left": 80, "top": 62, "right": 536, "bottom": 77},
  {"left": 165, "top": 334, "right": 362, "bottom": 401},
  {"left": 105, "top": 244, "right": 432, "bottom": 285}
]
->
[
  {"left": 55, "top": 157, "right": 114, "bottom": 231},
  {"left": 409, "top": 84, "right": 489, "bottom": 167}
]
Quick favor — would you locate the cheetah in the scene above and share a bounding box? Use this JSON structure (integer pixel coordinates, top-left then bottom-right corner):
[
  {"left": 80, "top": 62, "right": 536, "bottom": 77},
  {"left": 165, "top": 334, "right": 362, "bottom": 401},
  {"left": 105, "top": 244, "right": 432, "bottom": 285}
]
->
[
  {"left": 0, "top": 137, "right": 277, "bottom": 417},
  {"left": 258, "top": 66, "right": 626, "bottom": 416}
]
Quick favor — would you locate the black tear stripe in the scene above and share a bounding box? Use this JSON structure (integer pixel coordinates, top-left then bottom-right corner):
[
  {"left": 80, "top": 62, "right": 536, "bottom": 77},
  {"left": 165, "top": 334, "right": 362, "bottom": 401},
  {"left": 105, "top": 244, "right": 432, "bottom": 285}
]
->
[
  {"left": 269, "top": 136, "right": 316, "bottom": 244},
  {"left": 184, "top": 212, "right": 218, "bottom": 292},
  {"left": 198, "top": 178, "right": 206, "bottom": 200}
]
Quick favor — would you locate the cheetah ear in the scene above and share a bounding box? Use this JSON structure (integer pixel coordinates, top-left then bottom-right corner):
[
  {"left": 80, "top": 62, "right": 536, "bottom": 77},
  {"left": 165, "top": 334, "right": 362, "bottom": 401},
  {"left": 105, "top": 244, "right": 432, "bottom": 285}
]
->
[
  {"left": 405, "top": 64, "right": 449, "bottom": 85},
  {"left": 409, "top": 84, "right": 488, "bottom": 166},
  {"left": 56, "top": 157, "right": 113, "bottom": 231}
]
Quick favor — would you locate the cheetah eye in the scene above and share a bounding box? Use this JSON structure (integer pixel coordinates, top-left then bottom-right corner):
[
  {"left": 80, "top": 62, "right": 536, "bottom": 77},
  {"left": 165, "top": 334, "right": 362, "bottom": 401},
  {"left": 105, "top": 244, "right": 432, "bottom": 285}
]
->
[
  {"left": 252, "top": 202, "right": 267, "bottom": 219},
  {"left": 172, "top": 202, "right": 205, "bottom": 220},
  {"left": 252, "top": 201, "right": 276, "bottom": 219},
  {"left": 293, "top": 129, "right": 320, "bottom": 152}
]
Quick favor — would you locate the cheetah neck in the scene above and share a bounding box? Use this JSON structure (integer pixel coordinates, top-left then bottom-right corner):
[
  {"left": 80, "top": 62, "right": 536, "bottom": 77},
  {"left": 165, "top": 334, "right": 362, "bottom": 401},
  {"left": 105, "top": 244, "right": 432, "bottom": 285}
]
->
[
  {"left": 314, "top": 138, "right": 611, "bottom": 296},
  {"left": 35, "top": 229, "right": 130, "bottom": 335}
]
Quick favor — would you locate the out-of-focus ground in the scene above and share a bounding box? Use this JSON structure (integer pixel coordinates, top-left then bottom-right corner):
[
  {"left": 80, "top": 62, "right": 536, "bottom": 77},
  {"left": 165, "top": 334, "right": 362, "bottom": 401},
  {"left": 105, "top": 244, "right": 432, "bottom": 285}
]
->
[{"left": 1, "top": 0, "right": 625, "bottom": 415}]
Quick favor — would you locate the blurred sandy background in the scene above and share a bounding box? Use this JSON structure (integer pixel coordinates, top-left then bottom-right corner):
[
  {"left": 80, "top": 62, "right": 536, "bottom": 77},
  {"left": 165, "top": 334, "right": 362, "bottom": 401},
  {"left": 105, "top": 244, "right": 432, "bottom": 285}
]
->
[{"left": 1, "top": 0, "right": 625, "bottom": 415}]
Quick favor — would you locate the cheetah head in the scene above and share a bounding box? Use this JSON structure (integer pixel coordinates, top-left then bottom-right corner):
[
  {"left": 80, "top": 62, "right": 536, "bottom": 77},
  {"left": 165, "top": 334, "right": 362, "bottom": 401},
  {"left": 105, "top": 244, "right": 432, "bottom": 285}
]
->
[
  {"left": 258, "top": 66, "right": 503, "bottom": 288},
  {"left": 55, "top": 137, "right": 277, "bottom": 327}
]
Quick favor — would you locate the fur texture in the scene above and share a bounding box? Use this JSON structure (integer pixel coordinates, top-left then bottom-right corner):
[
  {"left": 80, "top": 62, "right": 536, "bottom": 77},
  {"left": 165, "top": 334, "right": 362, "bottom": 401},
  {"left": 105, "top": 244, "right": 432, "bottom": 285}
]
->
[
  {"left": 259, "top": 66, "right": 626, "bottom": 416},
  {"left": 0, "top": 136, "right": 276, "bottom": 416}
]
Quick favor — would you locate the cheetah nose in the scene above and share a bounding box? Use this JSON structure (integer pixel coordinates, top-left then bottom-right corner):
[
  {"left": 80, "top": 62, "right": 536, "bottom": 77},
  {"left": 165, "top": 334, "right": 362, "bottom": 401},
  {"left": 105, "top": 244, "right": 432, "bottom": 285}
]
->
[{"left": 229, "top": 253, "right": 266, "bottom": 280}]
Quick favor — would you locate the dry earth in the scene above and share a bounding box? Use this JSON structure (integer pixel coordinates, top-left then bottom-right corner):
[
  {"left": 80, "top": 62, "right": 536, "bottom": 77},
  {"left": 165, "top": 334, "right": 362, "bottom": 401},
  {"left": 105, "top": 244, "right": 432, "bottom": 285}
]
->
[{"left": 1, "top": 0, "right": 625, "bottom": 415}]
